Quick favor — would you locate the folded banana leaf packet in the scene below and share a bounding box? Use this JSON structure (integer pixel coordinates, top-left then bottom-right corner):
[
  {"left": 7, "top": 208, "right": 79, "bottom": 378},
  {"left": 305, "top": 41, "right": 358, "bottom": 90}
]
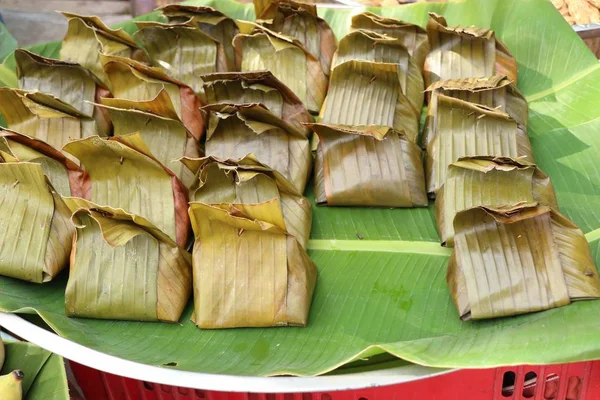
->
[
  {"left": 64, "top": 198, "right": 192, "bottom": 323},
  {"left": 311, "top": 123, "right": 427, "bottom": 207},
  {"left": 203, "top": 103, "right": 311, "bottom": 194},
  {"left": 183, "top": 154, "right": 311, "bottom": 249},
  {"left": 189, "top": 201, "right": 317, "bottom": 329},
  {"left": 255, "top": 0, "right": 337, "bottom": 78},
  {"left": 422, "top": 76, "right": 528, "bottom": 149},
  {"left": 62, "top": 134, "right": 189, "bottom": 248},
  {"left": 0, "top": 88, "right": 98, "bottom": 151},
  {"left": 0, "top": 162, "right": 73, "bottom": 283},
  {"left": 201, "top": 71, "right": 313, "bottom": 137},
  {"left": 426, "top": 95, "right": 534, "bottom": 196},
  {"left": 95, "top": 95, "right": 200, "bottom": 188},
  {"left": 350, "top": 12, "right": 429, "bottom": 71},
  {"left": 100, "top": 54, "right": 205, "bottom": 140},
  {"left": 435, "top": 156, "right": 557, "bottom": 246},
  {"left": 448, "top": 204, "right": 600, "bottom": 321},
  {"left": 59, "top": 12, "right": 145, "bottom": 89},
  {"left": 134, "top": 20, "right": 230, "bottom": 99},
  {"left": 14, "top": 49, "right": 111, "bottom": 136},
  {"left": 233, "top": 21, "right": 327, "bottom": 113},
  {"left": 160, "top": 4, "right": 239, "bottom": 71},
  {"left": 0, "top": 128, "right": 87, "bottom": 198},
  {"left": 319, "top": 59, "right": 420, "bottom": 143},
  {"left": 332, "top": 29, "right": 424, "bottom": 116},
  {"left": 425, "top": 13, "right": 518, "bottom": 88}
]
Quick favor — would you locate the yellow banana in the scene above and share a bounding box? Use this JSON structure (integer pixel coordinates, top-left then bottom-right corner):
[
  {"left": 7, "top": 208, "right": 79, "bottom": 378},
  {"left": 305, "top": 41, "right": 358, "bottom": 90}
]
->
[{"left": 0, "top": 370, "right": 23, "bottom": 400}]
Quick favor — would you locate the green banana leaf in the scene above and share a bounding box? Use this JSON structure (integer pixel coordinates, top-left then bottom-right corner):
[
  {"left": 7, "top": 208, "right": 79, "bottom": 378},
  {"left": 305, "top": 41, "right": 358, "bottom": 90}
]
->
[
  {"left": 1, "top": 341, "right": 68, "bottom": 400},
  {"left": 2, "top": 0, "right": 600, "bottom": 377}
]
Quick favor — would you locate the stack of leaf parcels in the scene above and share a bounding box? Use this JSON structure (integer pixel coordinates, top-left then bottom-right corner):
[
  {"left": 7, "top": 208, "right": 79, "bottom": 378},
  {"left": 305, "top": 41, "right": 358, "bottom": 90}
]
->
[
  {"left": 233, "top": 0, "right": 335, "bottom": 114},
  {"left": 313, "top": 12, "right": 427, "bottom": 207},
  {"left": 421, "top": 15, "right": 600, "bottom": 319}
]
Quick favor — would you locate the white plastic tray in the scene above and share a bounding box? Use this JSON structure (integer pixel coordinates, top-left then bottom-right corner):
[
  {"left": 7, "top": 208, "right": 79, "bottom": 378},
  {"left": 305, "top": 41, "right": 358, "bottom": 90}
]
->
[{"left": 0, "top": 312, "right": 452, "bottom": 393}]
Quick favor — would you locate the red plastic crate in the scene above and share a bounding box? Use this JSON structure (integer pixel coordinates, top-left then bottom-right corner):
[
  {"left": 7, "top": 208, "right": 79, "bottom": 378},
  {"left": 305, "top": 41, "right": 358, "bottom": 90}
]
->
[{"left": 70, "top": 360, "right": 600, "bottom": 400}]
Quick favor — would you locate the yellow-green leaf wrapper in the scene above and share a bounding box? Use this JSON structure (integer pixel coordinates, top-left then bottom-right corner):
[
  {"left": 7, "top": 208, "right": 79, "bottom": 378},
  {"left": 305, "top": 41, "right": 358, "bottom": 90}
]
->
[
  {"left": 311, "top": 123, "right": 427, "bottom": 207},
  {"left": 319, "top": 59, "right": 420, "bottom": 143},
  {"left": 64, "top": 198, "right": 192, "bottom": 322},
  {"left": 424, "top": 13, "right": 518, "bottom": 88},
  {"left": 0, "top": 162, "right": 73, "bottom": 283},
  {"left": 435, "top": 156, "right": 557, "bottom": 246},
  {"left": 426, "top": 95, "right": 534, "bottom": 196},
  {"left": 448, "top": 204, "right": 600, "bottom": 320},
  {"left": 351, "top": 12, "right": 429, "bottom": 70},
  {"left": 188, "top": 201, "right": 317, "bottom": 329},
  {"left": 233, "top": 22, "right": 327, "bottom": 113},
  {"left": 204, "top": 103, "right": 312, "bottom": 194},
  {"left": 183, "top": 154, "right": 312, "bottom": 249}
]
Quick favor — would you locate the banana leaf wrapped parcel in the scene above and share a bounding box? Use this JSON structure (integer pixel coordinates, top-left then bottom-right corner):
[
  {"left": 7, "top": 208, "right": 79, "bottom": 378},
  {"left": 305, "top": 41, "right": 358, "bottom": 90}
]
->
[
  {"left": 183, "top": 155, "right": 311, "bottom": 249},
  {"left": 64, "top": 198, "right": 192, "bottom": 322},
  {"left": 311, "top": 123, "right": 427, "bottom": 207},
  {"left": 425, "top": 13, "right": 518, "bottom": 88},
  {"left": 202, "top": 71, "right": 313, "bottom": 136},
  {"left": 134, "top": 20, "right": 230, "bottom": 98},
  {"left": 426, "top": 95, "right": 534, "bottom": 196},
  {"left": 59, "top": 12, "right": 145, "bottom": 89},
  {"left": 350, "top": 12, "right": 429, "bottom": 70},
  {"left": 101, "top": 55, "right": 205, "bottom": 140},
  {"left": 0, "top": 162, "right": 73, "bottom": 283},
  {"left": 15, "top": 49, "right": 111, "bottom": 136},
  {"left": 0, "top": 128, "right": 87, "bottom": 198},
  {"left": 332, "top": 30, "right": 424, "bottom": 116},
  {"left": 189, "top": 201, "right": 317, "bottom": 329},
  {"left": 422, "top": 76, "right": 527, "bottom": 149},
  {"left": 255, "top": 0, "right": 337, "bottom": 77},
  {"left": 448, "top": 204, "right": 600, "bottom": 320},
  {"left": 0, "top": 88, "right": 99, "bottom": 150},
  {"left": 435, "top": 157, "right": 557, "bottom": 246},
  {"left": 96, "top": 95, "right": 200, "bottom": 188},
  {"left": 203, "top": 103, "right": 312, "bottom": 194},
  {"left": 233, "top": 22, "right": 327, "bottom": 113},
  {"left": 320, "top": 60, "right": 420, "bottom": 143},
  {"left": 63, "top": 134, "right": 190, "bottom": 247},
  {"left": 160, "top": 4, "right": 239, "bottom": 71}
]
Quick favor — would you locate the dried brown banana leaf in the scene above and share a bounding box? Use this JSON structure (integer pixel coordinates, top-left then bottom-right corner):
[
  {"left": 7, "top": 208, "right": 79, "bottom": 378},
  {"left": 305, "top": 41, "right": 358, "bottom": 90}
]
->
[
  {"left": 311, "top": 123, "right": 427, "bottom": 207},
  {"left": 63, "top": 198, "right": 192, "bottom": 322},
  {"left": 160, "top": 4, "right": 239, "bottom": 71},
  {"left": 425, "top": 13, "right": 517, "bottom": 88},
  {"left": 0, "top": 128, "right": 87, "bottom": 198},
  {"left": 426, "top": 95, "right": 534, "bottom": 196},
  {"left": 96, "top": 95, "right": 199, "bottom": 188},
  {"left": 448, "top": 204, "right": 600, "bottom": 320},
  {"left": 15, "top": 49, "right": 111, "bottom": 136},
  {"left": 255, "top": 0, "right": 337, "bottom": 76},
  {"left": 62, "top": 134, "right": 189, "bottom": 247},
  {"left": 0, "top": 162, "right": 73, "bottom": 283},
  {"left": 233, "top": 22, "right": 327, "bottom": 113},
  {"left": 59, "top": 12, "right": 144, "bottom": 89},
  {"left": 422, "top": 75, "right": 527, "bottom": 149},
  {"left": 101, "top": 54, "right": 205, "bottom": 140},
  {"left": 203, "top": 103, "right": 311, "bottom": 194},
  {"left": 134, "top": 21, "right": 229, "bottom": 98},
  {"left": 435, "top": 156, "right": 557, "bottom": 246},
  {"left": 333, "top": 30, "right": 424, "bottom": 114},
  {"left": 183, "top": 154, "right": 311, "bottom": 248},
  {"left": 350, "top": 12, "right": 429, "bottom": 70},
  {"left": 201, "top": 71, "right": 313, "bottom": 137},
  {"left": 319, "top": 60, "right": 420, "bottom": 143},
  {"left": 0, "top": 88, "right": 98, "bottom": 152},
  {"left": 189, "top": 201, "right": 317, "bottom": 328}
]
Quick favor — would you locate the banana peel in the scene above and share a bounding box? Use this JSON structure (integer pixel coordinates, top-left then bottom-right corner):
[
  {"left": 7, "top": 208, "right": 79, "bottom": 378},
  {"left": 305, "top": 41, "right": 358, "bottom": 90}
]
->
[{"left": 0, "top": 370, "right": 23, "bottom": 400}]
